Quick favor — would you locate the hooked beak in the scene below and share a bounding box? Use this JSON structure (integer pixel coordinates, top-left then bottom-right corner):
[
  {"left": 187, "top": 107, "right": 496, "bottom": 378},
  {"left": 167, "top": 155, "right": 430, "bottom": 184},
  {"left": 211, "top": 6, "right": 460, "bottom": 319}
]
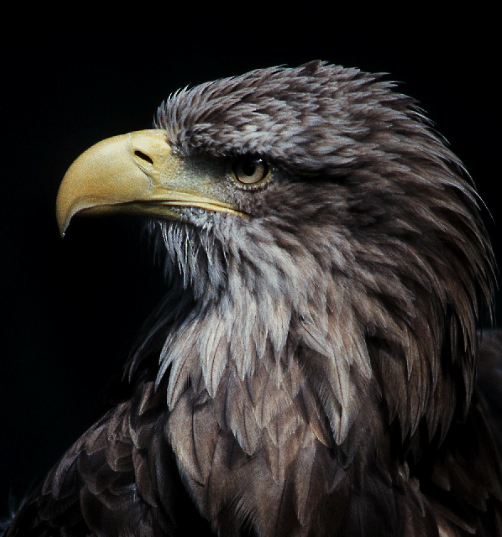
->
[{"left": 56, "top": 129, "right": 244, "bottom": 236}]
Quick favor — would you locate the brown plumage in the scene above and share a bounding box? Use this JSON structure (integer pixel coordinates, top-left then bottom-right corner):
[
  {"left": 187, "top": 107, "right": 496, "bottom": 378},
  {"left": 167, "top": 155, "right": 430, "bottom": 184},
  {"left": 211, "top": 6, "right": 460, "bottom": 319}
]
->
[{"left": 3, "top": 61, "right": 502, "bottom": 536}]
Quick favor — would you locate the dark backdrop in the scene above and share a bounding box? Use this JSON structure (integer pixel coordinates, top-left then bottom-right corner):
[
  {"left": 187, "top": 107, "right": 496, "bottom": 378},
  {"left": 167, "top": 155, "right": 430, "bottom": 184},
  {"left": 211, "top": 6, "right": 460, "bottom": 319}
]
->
[{"left": 1, "top": 17, "right": 500, "bottom": 518}]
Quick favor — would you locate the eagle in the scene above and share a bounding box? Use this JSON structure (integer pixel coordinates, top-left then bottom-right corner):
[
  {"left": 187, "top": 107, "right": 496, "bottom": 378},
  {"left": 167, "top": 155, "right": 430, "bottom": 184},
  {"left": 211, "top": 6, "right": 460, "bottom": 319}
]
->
[{"left": 3, "top": 61, "right": 502, "bottom": 536}]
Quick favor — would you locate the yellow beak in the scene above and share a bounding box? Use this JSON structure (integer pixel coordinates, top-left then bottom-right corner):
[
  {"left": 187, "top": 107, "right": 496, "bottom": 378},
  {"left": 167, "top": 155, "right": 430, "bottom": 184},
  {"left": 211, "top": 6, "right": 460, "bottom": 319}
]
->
[{"left": 56, "top": 129, "right": 243, "bottom": 237}]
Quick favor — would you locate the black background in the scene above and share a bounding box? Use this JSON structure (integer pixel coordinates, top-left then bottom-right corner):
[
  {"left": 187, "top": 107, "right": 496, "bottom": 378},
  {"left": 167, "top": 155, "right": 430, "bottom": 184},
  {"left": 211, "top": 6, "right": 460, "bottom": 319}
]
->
[{"left": 1, "top": 16, "right": 500, "bottom": 519}]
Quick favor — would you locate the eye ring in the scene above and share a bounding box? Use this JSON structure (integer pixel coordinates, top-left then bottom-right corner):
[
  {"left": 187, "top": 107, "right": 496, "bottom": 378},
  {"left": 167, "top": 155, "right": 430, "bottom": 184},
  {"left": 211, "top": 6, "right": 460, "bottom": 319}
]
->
[{"left": 232, "top": 157, "right": 270, "bottom": 186}]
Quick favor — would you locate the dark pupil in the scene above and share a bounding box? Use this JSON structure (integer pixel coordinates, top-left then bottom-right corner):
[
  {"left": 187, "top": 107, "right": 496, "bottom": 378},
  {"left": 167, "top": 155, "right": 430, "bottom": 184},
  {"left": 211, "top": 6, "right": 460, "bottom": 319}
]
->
[{"left": 241, "top": 159, "right": 259, "bottom": 176}]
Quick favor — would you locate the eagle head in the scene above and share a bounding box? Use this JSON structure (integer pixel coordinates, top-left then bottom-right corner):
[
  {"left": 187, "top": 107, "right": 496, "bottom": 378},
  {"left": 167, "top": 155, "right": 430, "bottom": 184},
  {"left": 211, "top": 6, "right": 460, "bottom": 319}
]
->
[{"left": 55, "top": 61, "right": 498, "bottom": 536}]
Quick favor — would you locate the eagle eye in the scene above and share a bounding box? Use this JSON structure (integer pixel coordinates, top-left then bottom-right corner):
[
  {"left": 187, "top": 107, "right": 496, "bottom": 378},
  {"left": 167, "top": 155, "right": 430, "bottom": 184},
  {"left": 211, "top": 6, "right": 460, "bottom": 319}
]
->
[{"left": 232, "top": 157, "right": 270, "bottom": 186}]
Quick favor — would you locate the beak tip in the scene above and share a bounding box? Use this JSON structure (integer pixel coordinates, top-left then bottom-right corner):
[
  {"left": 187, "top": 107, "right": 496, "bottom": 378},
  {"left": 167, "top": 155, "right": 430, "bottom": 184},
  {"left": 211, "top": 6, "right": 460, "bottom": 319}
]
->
[
  {"left": 56, "top": 209, "right": 68, "bottom": 238},
  {"left": 56, "top": 202, "right": 72, "bottom": 238}
]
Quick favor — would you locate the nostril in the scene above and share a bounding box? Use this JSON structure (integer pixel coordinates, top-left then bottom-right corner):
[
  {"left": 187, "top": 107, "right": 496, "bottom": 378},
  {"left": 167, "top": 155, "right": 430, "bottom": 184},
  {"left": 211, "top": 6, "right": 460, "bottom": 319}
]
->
[{"left": 134, "top": 150, "right": 154, "bottom": 165}]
